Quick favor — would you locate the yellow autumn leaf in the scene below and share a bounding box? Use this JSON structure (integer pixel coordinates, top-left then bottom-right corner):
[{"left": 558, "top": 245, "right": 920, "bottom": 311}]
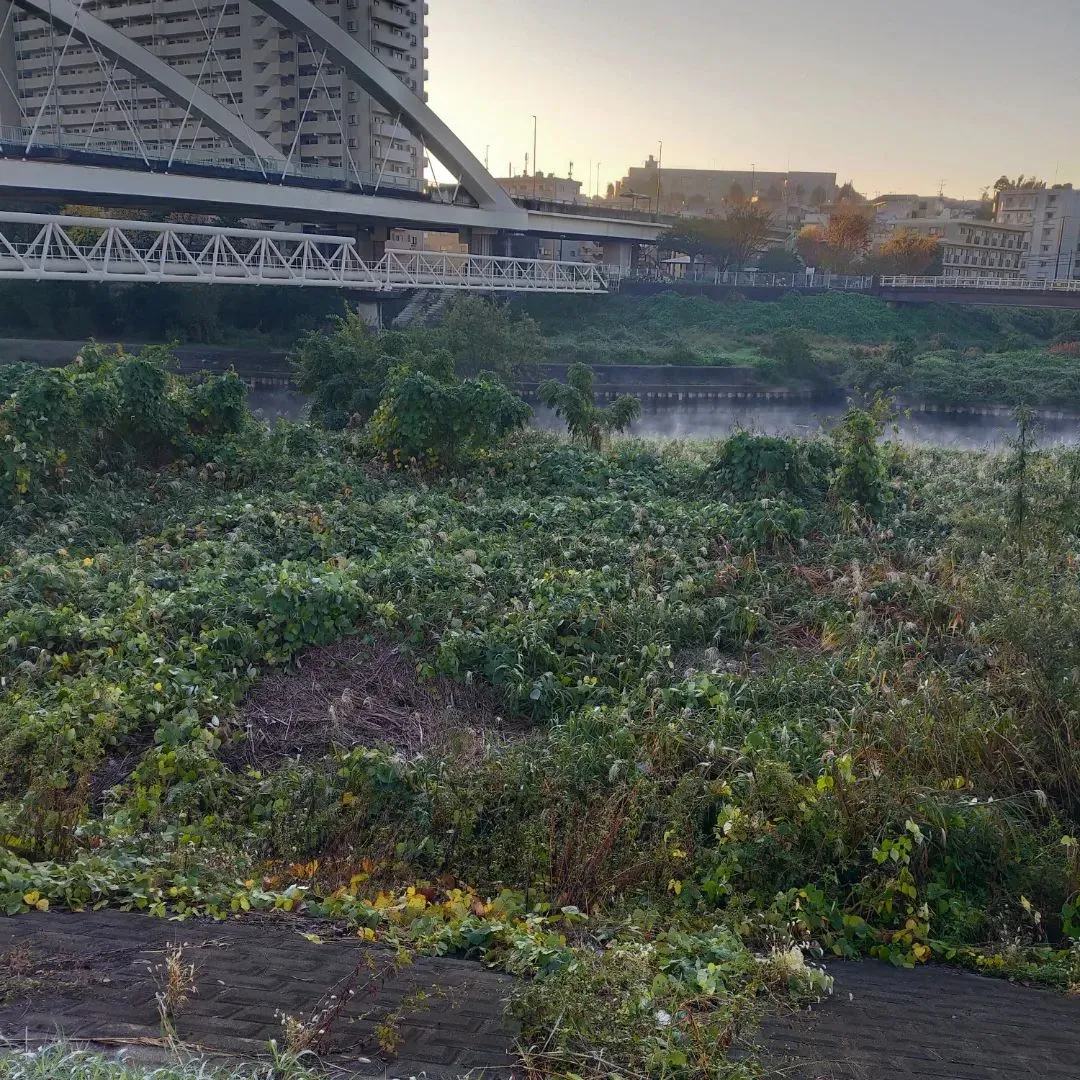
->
[
  {"left": 153, "top": 682, "right": 163, "bottom": 692},
  {"left": 912, "top": 943, "right": 930, "bottom": 962},
  {"left": 341, "top": 792, "right": 356, "bottom": 806},
  {"left": 35, "top": 898, "right": 49, "bottom": 912},
  {"left": 82, "top": 557, "right": 93, "bottom": 567},
  {"left": 299, "top": 931, "right": 323, "bottom": 944},
  {"left": 359, "top": 926, "right": 376, "bottom": 941},
  {"left": 22, "top": 890, "right": 39, "bottom": 905}
]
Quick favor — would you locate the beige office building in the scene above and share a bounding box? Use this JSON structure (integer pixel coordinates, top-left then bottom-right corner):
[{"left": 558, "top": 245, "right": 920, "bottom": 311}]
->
[
  {"left": 0, "top": 0, "right": 429, "bottom": 183},
  {"left": 902, "top": 218, "right": 1029, "bottom": 280}
]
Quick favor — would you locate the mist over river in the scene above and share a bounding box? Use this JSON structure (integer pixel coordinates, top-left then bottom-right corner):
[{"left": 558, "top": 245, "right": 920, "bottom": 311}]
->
[{"left": 247, "top": 389, "right": 1080, "bottom": 451}]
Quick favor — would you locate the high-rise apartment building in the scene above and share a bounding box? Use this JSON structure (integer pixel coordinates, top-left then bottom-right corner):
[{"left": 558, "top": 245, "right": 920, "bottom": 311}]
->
[
  {"left": 996, "top": 186, "right": 1080, "bottom": 281},
  {"left": 0, "top": 0, "right": 429, "bottom": 183}
]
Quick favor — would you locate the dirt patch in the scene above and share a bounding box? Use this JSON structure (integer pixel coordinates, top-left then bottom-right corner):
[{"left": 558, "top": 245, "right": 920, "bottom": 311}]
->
[
  {"left": 225, "top": 639, "right": 521, "bottom": 768},
  {"left": 0, "top": 944, "right": 86, "bottom": 1005}
]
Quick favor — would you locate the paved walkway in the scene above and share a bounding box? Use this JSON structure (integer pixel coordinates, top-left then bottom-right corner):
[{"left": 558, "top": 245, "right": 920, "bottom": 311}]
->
[
  {"left": 0, "top": 910, "right": 517, "bottom": 1078},
  {"left": 762, "top": 958, "right": 1080, "bottom": 1078},
  {"left": 4, "top": 911, "right": 1080, "bottom": 1078}
]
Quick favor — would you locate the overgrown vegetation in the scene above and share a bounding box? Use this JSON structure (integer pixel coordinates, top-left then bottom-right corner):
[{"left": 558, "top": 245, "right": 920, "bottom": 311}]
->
[
  {"left": 521, "top": 291, "right": 1080, "bottom": 408},
  {"left": 3, "top": 335, "right": 1080, "bottom": 1077}
]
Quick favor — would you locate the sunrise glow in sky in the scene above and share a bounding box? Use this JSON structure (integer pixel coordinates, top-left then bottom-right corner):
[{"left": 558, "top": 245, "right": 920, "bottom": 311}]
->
[{"left": 426, "top": 0, "right": 1080, "bottom": 199}]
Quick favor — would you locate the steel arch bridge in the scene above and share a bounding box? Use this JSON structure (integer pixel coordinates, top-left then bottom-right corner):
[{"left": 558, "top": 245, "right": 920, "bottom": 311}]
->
[{"left": 0, "top": 0, "right": 665, "bottom": 290}]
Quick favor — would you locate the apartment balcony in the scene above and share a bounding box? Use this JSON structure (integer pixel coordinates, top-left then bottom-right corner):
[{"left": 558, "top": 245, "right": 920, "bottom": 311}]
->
[{"left": 370, "top": 0, "right": 410, "bottom": 29}]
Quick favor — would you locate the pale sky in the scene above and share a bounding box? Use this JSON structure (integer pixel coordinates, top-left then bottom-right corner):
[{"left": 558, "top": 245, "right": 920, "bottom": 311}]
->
[{"left": 427, "top": 0, "right": 1080, "bottom": 200}]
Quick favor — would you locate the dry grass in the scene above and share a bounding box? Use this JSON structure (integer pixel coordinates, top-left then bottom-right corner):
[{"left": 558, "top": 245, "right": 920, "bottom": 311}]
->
[{"left": 226, "top": 638, "right": 521, "bottom": 768}]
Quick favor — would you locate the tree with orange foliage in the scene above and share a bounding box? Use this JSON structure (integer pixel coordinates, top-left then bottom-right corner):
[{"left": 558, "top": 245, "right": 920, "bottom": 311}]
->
[
  {"left": 874, "top": 229, "right": 943, "bottom": 275},
  {"left": 823, "top": 208, "right": 872, "bottom": 270}
]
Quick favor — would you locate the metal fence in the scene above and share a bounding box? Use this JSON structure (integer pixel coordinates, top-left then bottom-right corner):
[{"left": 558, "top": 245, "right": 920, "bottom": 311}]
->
[
  {"left": 880, "top": 274, "right": 1080, "bottom": 292},
  {"left": 605, "top": 267, "right": 874, "bottom": 291}
]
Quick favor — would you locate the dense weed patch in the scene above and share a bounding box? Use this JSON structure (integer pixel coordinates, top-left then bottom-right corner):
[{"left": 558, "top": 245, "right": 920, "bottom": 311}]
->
[{"left": 2, "top": 349, "right": 1080, "bottom": 1075}]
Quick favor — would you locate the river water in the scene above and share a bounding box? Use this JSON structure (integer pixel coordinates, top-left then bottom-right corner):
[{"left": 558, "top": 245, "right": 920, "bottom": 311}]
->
[{"left": 248, "top": 389, "right": 1080, "bottom": 451}]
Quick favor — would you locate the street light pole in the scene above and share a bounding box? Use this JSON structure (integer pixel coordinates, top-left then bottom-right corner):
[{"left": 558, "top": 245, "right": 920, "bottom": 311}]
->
[
  {"left": 532, "top": 115, "right": 537, "bottom": 201},
  {"left": 596, "top": 161, "right": 601, "bottom": 200},
  {"left": 654, "top": 139, "right": 663, "bottom": 218}
]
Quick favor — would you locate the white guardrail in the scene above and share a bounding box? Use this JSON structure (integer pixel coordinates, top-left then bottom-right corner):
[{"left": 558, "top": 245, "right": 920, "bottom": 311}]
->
[
  {"left": 604, "top": 268, "right": 874, "bottom": 290},
  {"left": 879, "top": 275, "right": 1080, "bottom": 292},
  {"left": 0, "top": 212, "right": 609, "bottom": 293}
]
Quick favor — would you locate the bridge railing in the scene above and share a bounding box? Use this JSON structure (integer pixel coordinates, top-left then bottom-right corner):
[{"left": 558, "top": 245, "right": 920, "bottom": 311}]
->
[
  {"left": 605, "top": 267, "right": 873, "bottom": 291},
  {"left": 0, "top": 210, "right": 609, "bottom": 293},
  {"left": 880, "top": 274, "right": 1080, "bottom": 292}
]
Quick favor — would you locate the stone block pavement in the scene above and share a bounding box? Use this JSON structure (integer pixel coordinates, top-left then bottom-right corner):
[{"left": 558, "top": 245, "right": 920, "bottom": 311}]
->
[
  {"left": 4, "top": 910, "right": 1080, "bottom": 1078},
  {"left": 761, "top": 957, "right": 1080, "bottom": 1079},
  {"left": 0, "top": 910, "right": 519, "bottom": 1078}
]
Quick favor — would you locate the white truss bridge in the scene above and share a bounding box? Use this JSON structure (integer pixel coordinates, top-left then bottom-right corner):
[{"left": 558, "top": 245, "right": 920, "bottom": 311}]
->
[{"left": 0, "top": 212, "right": 610, "bottom": 293}]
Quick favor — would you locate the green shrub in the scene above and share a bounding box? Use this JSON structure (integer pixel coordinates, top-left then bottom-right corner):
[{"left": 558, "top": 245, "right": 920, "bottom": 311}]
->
[
  {"left": 829, "top": 397, "right": 890, "bottom": 516},
  {"left": 293, "top": 307, "right": 395, "bottom": 429},
  {"left": 0, "top": 342, "right": 249, "bottom": 506},
  {"left": 705, "top": 430, "right": 835, "bottom": 499},
  {"left": 369, "top": 364, "right": 531, "bottom": 465},
  {"left": 765, "top": 328, "right": 815, "bottom": 374}
]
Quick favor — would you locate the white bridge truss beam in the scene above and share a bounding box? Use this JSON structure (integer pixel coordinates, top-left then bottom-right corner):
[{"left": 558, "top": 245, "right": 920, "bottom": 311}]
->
[{"left": 0, "top": 212, "right": 610, "bottom": 294}]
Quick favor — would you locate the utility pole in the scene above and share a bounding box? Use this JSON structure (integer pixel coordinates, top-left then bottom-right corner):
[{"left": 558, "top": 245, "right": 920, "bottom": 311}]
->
[
  {"left": 597, "top": 161, "right": 601, "bottom": 200},
  {"left": 654, "top": 140, "right": 663, "bottom": 217},
  {"left": 484, "top": 144, "right": 489, "bottom": 171},
  {"left": 532, "top": 115, "right": 538, "bottom": 200}
]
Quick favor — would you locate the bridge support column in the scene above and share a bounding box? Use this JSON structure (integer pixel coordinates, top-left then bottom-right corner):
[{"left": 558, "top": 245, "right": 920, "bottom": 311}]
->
[
  {"left": 354, "top": 226, "right": 389, "bottom": 261},
  {"left": 509, "top": 234, "right": 540, "bottom": 259},
  {"left": 464, "top": 228, "right": 512, "bottom": 256},
  {"left": 602, "top": 240, "right": 633, "bottom": 271}
]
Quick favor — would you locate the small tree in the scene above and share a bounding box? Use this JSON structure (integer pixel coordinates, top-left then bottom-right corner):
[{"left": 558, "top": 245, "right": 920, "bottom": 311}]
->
[
  {"left": 829, "top": 396, "right": 891, "bottom": 518},
  {"left": 766, "top": 329, "right": 815, "bottom": 375},
  {"left": 874, "top": 229, "right": 942, "bottom": 275},
  {"left": 756, "top": 247, "right": 803, "bottom": 274},
  {"left": 795, "top": 225, "right": 828, "bottom": 268},
  {"left": 293, "top": 307, "right": 390, "bottom": 428},
  {"left": 435, "top": 295, "right": 544, "bottom": 383},
  {"left": 666, "top": 203, "right": 772, "bottom": 274},
  {"left": 293, "top": 307, "right": 436, "bottom": 429},
  {"left": 538, "top": 363, "right": 641, "bottom": 451},
  {"left": 822, "top": 208, "right": 872, "bottom": 271}
]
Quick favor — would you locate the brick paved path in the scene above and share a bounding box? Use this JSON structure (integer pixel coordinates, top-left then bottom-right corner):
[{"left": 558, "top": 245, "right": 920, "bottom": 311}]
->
[
  {"left": 762, "top": 958, "right": 1080, "bottom": 1079},
  {"left": 5, "top": 911, "right": 1080, "bottom": 1078},
  {"left": 0, "top": 910, "right": 517, "bottom": 1078}
]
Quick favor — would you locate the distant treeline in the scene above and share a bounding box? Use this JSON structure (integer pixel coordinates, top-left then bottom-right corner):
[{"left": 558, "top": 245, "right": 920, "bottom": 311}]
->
[{"left": 0, "top": 281, "right": 352, "bottom": 344}]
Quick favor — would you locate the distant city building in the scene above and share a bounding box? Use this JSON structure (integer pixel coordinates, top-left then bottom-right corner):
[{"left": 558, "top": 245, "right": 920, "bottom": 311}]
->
[
  {"left": 618, "top": 157, "right": 837, "bottom": 214},
  {"left": 495, "top": 173, "right": 584, "bottom": 205},
  {"left": 0, "top": 0, "right": 429, "bottom": 183},
  {"left": 996, "top": 186, "right": 1080, "bottom": 280},
  {"left": 901, "top": 218, "right": 1028, "bottom": 280},
  {"left": 871, "top": 194, "right": 981, "bottom": 245}
]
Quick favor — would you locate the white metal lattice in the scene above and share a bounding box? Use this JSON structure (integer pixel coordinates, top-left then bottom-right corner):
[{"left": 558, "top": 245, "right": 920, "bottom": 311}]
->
[{"left": 0, "top": 212, "right": 610, "bottom": 293}]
